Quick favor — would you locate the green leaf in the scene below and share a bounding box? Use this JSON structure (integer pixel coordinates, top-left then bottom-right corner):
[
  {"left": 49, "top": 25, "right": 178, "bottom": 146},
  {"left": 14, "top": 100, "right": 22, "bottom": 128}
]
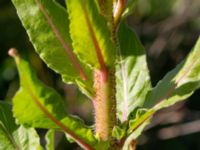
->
[
  {"left": 13, "top": 57, "right": 68, "bottom": 129},
  {"left": 95, "top": 0, "right": 113, "bottom": 22},
  {"left": 128, "top": 108, "right": 149, "bottom": 133},
  {"left": 144, "top": 36, "right": 200, "bottom": 109},
  {"left": 0, "top": 102, "right": 42, "bottom": 150},
  {"left": 116, "top": 21, "right": 151, "bottom": 123},
  {"left": 45, "top": 129, "right": 54, "bottom": 150},
  {"left": 12, "top": 0, "right": 93, "bottom": 97},
  {"left": 65, "top": 133, "right": 75, "bottom": 143},
  {"left": 112, "top": 126, "right": 126, "bottom": 141},
  {"left": 11, "top": 52, "right": 98, "bottom": 149},
  {"left": 66, "top": 0, "right": 116, "bottom": 68},
  {"left": 123, "top": 119, "right": 150, "bottom": 150},
  {"left": 127, "top": 36, "right": 200, "bottom": 138}
]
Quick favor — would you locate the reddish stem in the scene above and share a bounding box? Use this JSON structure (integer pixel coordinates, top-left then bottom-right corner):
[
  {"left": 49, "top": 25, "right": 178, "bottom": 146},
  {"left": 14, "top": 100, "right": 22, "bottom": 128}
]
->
[{"left": 93, "top": 68, "right": 116, "bottom": 140}]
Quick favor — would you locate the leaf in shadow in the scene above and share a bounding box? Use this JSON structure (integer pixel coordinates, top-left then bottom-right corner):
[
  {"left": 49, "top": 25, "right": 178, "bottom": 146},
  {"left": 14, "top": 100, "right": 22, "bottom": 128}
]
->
[{"left": 0, "top": 102, "right": 42, "bottom": 150}]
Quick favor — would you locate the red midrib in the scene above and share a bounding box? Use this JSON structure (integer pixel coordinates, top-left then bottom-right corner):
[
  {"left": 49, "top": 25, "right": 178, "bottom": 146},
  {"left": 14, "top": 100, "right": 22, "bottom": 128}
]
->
[{"left": 35, "top": 0, "right": 88, "bottom": 80}]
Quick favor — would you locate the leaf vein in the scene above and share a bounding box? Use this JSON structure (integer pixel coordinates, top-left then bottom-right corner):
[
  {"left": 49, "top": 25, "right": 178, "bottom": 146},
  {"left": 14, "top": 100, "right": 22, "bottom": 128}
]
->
[{"left": 35, "top": 0, "right": 88, "bottom": 80}]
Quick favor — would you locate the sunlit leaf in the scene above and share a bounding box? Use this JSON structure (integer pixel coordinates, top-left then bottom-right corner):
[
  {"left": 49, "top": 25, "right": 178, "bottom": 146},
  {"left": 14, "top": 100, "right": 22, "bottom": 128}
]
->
[
  {"left": 11, "top": 52, "right": 98, "bottom": 149},
  {"left": 66, "top": 0, "right": 116, "bottom": 69},
  {"left": 12, "top": 0, "right": 93, "bottom": 97}
]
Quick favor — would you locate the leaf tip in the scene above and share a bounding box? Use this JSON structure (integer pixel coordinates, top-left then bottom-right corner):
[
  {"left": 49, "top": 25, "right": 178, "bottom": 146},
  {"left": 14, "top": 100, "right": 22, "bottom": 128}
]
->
[
  {"left": 8, "top": 48, "right": 18, "bottom": 57},
  {"left": 8, "top": 48, "right": 20, "bottom": 64}
]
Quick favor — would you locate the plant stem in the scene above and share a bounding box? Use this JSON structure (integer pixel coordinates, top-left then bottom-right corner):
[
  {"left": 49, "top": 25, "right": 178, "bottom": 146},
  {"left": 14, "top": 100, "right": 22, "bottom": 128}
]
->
[{"left": 93, "top": 68, "right": 117, "bottom": 141}]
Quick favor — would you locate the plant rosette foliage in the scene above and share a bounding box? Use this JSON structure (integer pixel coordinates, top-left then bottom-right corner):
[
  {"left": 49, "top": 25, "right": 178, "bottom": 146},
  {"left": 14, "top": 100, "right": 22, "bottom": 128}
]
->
[{"left": 1, "top": 0, "right": 199, "bottom": 149}]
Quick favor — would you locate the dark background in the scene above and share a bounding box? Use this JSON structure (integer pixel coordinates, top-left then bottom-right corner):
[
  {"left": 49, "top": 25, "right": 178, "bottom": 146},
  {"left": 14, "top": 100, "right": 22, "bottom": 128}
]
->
[{"left": 0, "top": 0, "right": 200, "bottom": 149}]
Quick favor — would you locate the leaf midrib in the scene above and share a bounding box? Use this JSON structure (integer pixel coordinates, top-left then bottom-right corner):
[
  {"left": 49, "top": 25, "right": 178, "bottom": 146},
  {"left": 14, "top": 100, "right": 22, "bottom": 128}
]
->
[
  {"left": 20, "top": 73, "right": 94, "bottom": 150},
  {"left": 129, "top": 49, "right": 200, "bottom": 133},
  {"left": 81, "top": 1, "right": 107, "bottom": 75},
  {"left": 34, "top": 0, "right": 88, "bottom": 80}
]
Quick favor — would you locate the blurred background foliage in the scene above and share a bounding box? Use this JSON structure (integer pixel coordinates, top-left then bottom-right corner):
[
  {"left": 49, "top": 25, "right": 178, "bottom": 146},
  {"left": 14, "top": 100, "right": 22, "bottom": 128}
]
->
[{"left": 0, "top": 0, "right": 200, "bottom": 149}]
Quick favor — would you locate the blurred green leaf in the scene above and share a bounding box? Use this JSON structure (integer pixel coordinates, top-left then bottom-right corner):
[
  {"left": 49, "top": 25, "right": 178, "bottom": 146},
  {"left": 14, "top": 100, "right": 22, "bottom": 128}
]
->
[
  {"left": 116, "top": 21, "right": 151, "bottom": 123},
  {"left": 12, "top": 0, "right": 93, "bottom": 97},
  {"left": 0, "top": 102, "right": 42, "bottom": 150},
  {"left": 96, "top": 0, "right": 113, "bottom": 21},
  {"left": 66, "top": 0, "right": 116, "bottom": 68},
  {"left": 123, "top": 0, "right": 137, "bottom": 17},
  {"left": 45, "top": 129, "right": 54, "bottom": 150}
]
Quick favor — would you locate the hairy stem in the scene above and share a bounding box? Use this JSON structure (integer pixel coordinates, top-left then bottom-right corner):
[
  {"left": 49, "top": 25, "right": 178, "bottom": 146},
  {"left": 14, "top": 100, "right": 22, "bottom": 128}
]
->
[
  {"left": 81, "top": 0, "right": 117, "bottom": 141},
  {"left": 93, "top": 68, "right": 117, "bottom": 141}
]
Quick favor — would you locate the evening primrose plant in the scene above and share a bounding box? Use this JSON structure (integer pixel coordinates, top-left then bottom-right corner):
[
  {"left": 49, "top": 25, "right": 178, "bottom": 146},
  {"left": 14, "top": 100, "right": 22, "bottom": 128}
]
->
[{"left": 0, "top": 0, "right": 200, "bottom": 149}]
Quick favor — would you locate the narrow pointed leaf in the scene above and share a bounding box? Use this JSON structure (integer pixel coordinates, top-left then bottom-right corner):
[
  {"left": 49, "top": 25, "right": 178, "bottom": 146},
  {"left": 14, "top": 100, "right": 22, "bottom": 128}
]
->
[
  {"left": 12, "top": 0, "right": 93, "bottom": 97},
  {"left": 116, "top": 21, "right": 151, "bottom": 123},
  {"left": 0, "top": 102, "right": 42, "bottom": 150},
  {"left": 11, "top": 53, "right": 98, "bottom": 149},
  {"left": 145, "top": 36, "right": 200, "bottom": 109},
  {"left": 127, "top": 36, "right": 200, "bottom": 142},
  {"left": 66, "top": 0, "right": 116, "bottom": 69}
]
